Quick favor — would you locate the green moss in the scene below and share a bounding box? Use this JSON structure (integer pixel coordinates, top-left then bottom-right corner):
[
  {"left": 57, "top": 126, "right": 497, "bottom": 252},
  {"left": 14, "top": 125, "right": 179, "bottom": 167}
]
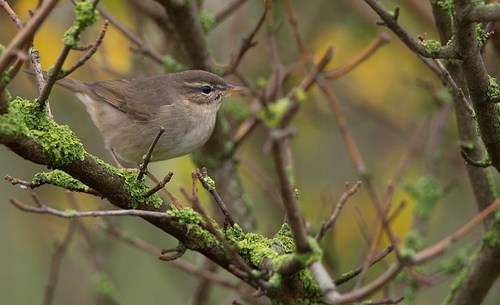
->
[
  {"left": 405, "top": 230, "right": 426, "bottom": 252},
  {"left": 258, "top": 97, "right": 290, "bottom": 128},
  {"left": 487, "top": 75, "right": 499, "bottom": 99},
  {"left": 122, "top": 170, "right": 162, "bottom": 209},
  {"left": 224, "top": 140, "right": 234, "bottom": 156},
  {"left": 403, "top": 176, "right": 443, "bottom": 219},
  {"left": 477, "top": 24, "right": 490, "bottom": 47},
  {"left": 269, "top": 273, "right": 282, "bottom": 288},
  {"left": 162, "top": 55, "right": 188, "bottom": 73},
  {"left": 298, "top": 269, "right": 322, "bottom": 303},
  {"left": 420, "top": 40, "right": 441, "bottom": 53},
  {"left": 290, "top": 237, "right": 323, "bottom": 267},
  {"left": 256, "top": 76, "right": 268, "bottom": 89},
  {"left": 1, "top": 66, "right": 13, "bottom": 83},
  {"left": 65, "top": 209, "right": 77, "bottom": 217},
  {"left": 32, "top": 169, "right": 89, "bottom": 191},
  {"left": 47, "top": 66, "right": 68, "bottom": 80},
  {"left": 436, "top": 87, "right": 453, "bottom": 104},
  {"left": 63, "top": 25, "right": 80, "bottom": 48},
  {"left": 62, "top": 0, "right": 99, "bottom": 48},
  {"left": 438, "top": 245, "right": 473, "bottom": 274},
  {"left": 438, "top": 0, "right": 455, "bottom": 15},
  {"left": 272, "top": 223, "right": 296, "bottom": 253},
  {"left": 167, "top": 206, "right": 219, "bottom": 248},
  {"left": 295, "top": 89, "right": 307, "bottom": 105},
  {"left": 441, "top": 246, "right": 480, "bottom": 305},
  {"left": 237, "top": 232, "right": 280, "bottom": 266},
  {"left": 203, "top": 176, "right": 215, "bottom": 191},
  {"left": 460, "top": 141, "right": 474, "bottom": 150},
  {"left": 198, "top": 9, "right": 215, "bottom": 33},
  {"left": 294, "top": 188, "right": 300, "bottom": 200},
  {"left": 224, "top": 223, "right": 246, "bottom": 241},
  {"left": 0, "top": 97, "right": 85, "bottom": 166},
  {"left": 486, "top": 168, "right": 498, "bottom": 198},
  {"left": 398, "top": 247, "right": 416, "bottom": 263},
  {"left": 482, "top": 228, "right": 500, "bottom": 248},
  {"left": 93, "top": 271, "right": 116, "bottom": 301},
  {"left": 0, "top": 44, "right": 5, "bottom": 55},
  {"left": 222, "top": 100, "right": 251, "bottom": 121},
  {"left": 75, "top": 0, "right": 99, "bottom": 27}
]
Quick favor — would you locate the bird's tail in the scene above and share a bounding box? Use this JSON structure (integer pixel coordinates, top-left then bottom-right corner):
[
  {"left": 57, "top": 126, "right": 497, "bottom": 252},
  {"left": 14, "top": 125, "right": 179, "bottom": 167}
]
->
[{"left": 23, "top": 69, "right": 89, "bottom": 93}]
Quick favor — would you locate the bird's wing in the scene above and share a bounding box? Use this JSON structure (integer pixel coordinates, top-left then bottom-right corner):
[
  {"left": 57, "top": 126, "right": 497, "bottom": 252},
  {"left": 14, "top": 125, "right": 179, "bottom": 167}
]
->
[{"left": 91, "top": 76, "right": 173, "bottom": 121}]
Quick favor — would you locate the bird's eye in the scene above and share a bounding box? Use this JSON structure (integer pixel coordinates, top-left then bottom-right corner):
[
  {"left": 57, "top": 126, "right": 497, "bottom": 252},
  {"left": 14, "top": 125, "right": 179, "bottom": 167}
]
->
[{"left": 201, "top": 85, "right": 212, "bottom": 94}]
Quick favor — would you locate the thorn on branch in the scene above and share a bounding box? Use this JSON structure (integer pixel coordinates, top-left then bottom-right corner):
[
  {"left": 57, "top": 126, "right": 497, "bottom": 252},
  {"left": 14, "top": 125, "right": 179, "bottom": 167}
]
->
[{"left": 460, "top": 150, "right": 492, "bottom": 168}]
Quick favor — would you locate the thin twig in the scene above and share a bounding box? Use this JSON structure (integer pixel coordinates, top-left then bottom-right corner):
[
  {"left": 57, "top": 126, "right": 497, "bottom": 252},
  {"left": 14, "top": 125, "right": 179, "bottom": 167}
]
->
[
  {"left": 280, "top": 46, "right": 334, "bottom": 127},
  {"left": 363, "top": 0, "right": 459, "bottom": 59},
  {"left": 326, "top": 32, "right": 390, "bottom": 80},
  {"left": 145, "top": 172, "right": 173, "bottom": 198},
  {"left": 0, "top": 0, "right": 22, "bottom": 29},
  {"left": 5, "top": 174, "right": 101, "bottom": 196},
  {"left": 334, "top": 245, "right": 393, "bottom": 286},
  {"left": 223, "top": 8, "right": 266, "bottom": 75},
  {"left": 38, "top": 0, "right": 100, "bottom": 108},
  {"left": 159, "top": 244, "right": 187, "bottom": 261},
  {"left": 188, "top": 172, "right": 271, "bottom": 292},
  {"left": 196, "top": 168, "right": 235, "bottom": 227},
  {"left": 62, "top": 20, "right": 109, "bottom": 78},
  {"left": 138, "top": 127, "right": 165, "bottom": 180},
  {"left": 432, "top": 58, "right": 474, "bottom": 115},
  {"left": 283, "top": 0, "right": 309, "bottom": 63},
  {"left": 9, "top": 194, "right": 174, "bottom": 219},
  {"left": 414, "top": 198, "right": 500, "bottom": 264},
  {"left": 105, "top": 221, "right": 238, "bottom": 289},
  {"left": 43, "top": 218, "right": 78, "bottom": 305},
  {"left": 315, "top": 181, "right": 362, "bottom": 242},
  {"left": 98, "top": 4, "right": 163, "bottom": 64},
  {"left": 0, "top": 0, "right": 59, "bottom": 75},
  {"left": 460, "top": 150, "right": 492, "bottom": 168},
  {"left": 214, "top": 0, "right": 248, "bottom": 26}
]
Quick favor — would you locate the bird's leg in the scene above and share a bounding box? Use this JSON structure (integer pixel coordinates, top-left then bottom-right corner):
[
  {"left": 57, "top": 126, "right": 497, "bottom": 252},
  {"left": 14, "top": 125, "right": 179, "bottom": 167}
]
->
[
  {"left": 108, "top": 149, "right": 139, "bottom": 172},
  {"left": 146, "top": 171, "right": 183, "bottom": 209}
]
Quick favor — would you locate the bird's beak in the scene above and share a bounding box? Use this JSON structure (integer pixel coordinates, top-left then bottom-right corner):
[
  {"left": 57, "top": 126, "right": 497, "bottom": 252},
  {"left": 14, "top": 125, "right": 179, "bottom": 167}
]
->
[{"left": 224, "top": 86, "right": 246, "bottom": 94}]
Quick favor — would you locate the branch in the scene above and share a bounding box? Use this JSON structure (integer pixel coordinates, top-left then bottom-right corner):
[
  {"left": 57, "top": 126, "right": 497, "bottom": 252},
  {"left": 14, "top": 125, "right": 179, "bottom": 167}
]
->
[
  {"left": 0, "top": 0, "right": 59, "bottom": 76},
  {"left": 363, "top": 0, "right": 460, "bottom": 59},
  {"left": 5, "top": 174, "right": 101, "bottom": 196},
  {"left": 196, "top": 168, "right": 235, "bottom": 227},
  {"left": 315, "top": 181, "right": 362, "bottom": 242},
  {"left": 98, "top": 5, "right": 163, "bottom": 64},
  {"left": 334, "top": 245, "right": 393, "bottom": 286},
  {"left": 413, "top": 198, "right": 500, "bottom": 264},
  {"left": 9, "top": 194, "right": 175, "bottom": 219},
  {"left": 223, "top": 8, "right": 266, "bottom": 75},
  {"left": 43, "top": 218, "right": 78, "bottom": 305},
  {"left": 214, "top": 0, "right": 248, "bottom": 27},
  {"left": 138, "top": 127, "right": 165, "bottom": 180},
  {"left": 62, "top": 20, "right": 109, "bottom": 78},
  {"left": 326, "top": 32, "right": 390, "bottom": 80},
  {"left": 465, "top": 3, "right": 500, "bottom": 23}
]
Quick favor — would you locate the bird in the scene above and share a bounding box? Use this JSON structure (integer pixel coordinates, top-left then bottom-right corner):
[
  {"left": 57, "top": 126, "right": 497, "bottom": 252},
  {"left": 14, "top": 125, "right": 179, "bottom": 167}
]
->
[{"left": 29, "top": 69, "right": 245, "bottom": 165}]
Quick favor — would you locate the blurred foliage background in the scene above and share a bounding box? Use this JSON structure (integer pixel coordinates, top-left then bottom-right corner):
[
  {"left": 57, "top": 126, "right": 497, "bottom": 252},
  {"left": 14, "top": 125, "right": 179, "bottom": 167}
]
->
[{"left": 1, "top": 0, "right": 500, "bottom": 304}]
